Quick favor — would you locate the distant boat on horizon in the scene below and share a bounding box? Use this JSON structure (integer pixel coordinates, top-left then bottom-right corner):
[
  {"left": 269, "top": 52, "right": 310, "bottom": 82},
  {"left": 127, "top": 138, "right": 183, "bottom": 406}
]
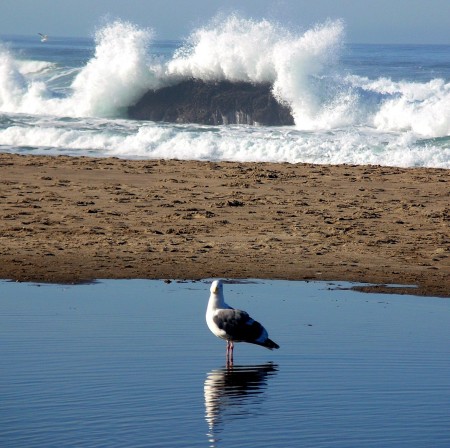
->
[{"left": 38, "top": 33, "right": 48, "bottom": 42}]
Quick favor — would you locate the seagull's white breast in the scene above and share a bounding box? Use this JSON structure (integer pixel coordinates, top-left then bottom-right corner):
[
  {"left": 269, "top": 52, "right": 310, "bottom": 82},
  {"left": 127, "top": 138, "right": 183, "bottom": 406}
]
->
[{"left": 206, "top": 309, "right": 228, "bottom": 340}]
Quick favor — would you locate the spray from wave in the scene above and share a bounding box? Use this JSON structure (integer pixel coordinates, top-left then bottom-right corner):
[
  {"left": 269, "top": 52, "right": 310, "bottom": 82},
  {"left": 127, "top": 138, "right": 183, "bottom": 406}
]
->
[
  {"left": 168, "top": 15, "right": 449, "bottom": 138},
  {"left": 70, "top": 21, "right": 159, "bottom": 117},
  {"left": 0, "top": 21, "right": 159, "bottom": 117},
  {"left": 166, "top": 15, "right": 347, "bottom": 129},
  {"left": 1, "top": 17, "right": 450, "bottom": 137}
]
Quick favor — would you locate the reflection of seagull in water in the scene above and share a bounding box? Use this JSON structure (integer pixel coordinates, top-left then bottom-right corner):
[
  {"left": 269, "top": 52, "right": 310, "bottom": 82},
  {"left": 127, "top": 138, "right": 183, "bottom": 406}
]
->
[
  {"left": 204, "top": 363, "right": 278, "bottom": 446},
  {"left": 206, "top": 280, "right": 279, "bottom": 366},
  {"left": 38, "top": 33, "right": 48, "bottom": 42}
]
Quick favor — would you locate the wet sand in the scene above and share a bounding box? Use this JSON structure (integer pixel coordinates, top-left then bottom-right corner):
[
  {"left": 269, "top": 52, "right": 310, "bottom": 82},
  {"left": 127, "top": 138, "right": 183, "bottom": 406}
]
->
[{"left": 0, "top": 153, "right": 448, "bottom": 297}]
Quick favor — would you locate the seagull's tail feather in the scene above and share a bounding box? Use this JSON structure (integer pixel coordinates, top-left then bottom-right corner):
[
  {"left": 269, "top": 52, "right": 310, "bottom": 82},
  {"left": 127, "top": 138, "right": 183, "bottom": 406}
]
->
[{"left": 261, "top": 338, "right": 280, "bottom": 350}]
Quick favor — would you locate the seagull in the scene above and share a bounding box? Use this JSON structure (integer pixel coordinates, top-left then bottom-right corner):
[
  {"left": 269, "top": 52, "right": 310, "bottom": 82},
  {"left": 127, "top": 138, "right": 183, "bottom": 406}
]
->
[
  {"left": 206, "top": 280, "right": 279, "bottom": 365},
  {"left": 38, "top": 33, "right": 48, "bottom": 42}
]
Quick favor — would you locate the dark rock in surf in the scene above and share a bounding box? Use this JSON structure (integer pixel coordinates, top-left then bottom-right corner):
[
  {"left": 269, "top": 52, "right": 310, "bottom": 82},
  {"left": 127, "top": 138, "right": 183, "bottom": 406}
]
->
[{"left": 128, "top": 79, "right": 294, "bottom": 126}]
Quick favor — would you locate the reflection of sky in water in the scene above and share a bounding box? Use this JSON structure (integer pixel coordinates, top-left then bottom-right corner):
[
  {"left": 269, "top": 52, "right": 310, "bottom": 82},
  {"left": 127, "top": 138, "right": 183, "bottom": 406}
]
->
[{"left": 1, "top": 279, "right": 450, "bottom": 447}]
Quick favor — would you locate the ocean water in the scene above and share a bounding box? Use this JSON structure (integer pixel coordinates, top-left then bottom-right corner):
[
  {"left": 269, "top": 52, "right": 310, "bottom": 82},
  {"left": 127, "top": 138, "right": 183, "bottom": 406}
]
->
[
  {"left": 0, "top": 17, "right": 449, "bottom": 168},
  {"left": 1, "top": 279, "right": 450, "bottom": 447}
]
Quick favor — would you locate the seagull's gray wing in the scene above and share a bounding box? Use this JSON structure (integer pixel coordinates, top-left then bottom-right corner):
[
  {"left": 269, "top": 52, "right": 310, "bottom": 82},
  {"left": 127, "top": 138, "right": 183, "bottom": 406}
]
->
[{"left": 213, "top": 308, "right": 265, "bottom": 343}]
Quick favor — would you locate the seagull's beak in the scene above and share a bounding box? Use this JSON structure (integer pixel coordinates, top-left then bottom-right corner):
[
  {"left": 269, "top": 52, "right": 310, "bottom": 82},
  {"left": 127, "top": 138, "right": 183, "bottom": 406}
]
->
[{"left": 211, "top": 282, "right": 221, "bottom": 294}]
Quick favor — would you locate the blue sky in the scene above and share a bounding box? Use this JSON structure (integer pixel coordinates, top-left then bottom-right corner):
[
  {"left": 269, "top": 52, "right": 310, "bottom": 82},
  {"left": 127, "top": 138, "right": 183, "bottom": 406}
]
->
[{"left": 1, "top": 0, "right": 449, "bottom": 44}]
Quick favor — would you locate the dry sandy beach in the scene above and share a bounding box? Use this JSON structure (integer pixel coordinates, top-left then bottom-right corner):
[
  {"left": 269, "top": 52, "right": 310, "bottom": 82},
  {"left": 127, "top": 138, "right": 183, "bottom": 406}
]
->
[{"left": 0, "top": 153, "right": 448, "bottom": 297}]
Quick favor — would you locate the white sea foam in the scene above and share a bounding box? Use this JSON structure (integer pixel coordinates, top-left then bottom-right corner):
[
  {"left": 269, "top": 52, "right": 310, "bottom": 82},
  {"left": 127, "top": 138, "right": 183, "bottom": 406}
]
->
[
  {"left": 167, "top": 16, "right": 346, "bottom": 129},
  {"left": 1, "top": 18, "right": 449, "bottom": 136},
  {"left": 0, "top": 21, "right": 161, "bottom": 117},
  {"left": 0, "top": 17, "right": 449, "bottom": 168},
  {"left": 70, "top": 21, "right": 160, "bottom": 117},
  {"left": 167, "top": 15, "right": 283, "bottom": 83},
  {"left": 17, "top": 59, "right": 55, "bottom": 75},
  {"left": 1, "top": 118, "right": 448, "bottom": 168}
]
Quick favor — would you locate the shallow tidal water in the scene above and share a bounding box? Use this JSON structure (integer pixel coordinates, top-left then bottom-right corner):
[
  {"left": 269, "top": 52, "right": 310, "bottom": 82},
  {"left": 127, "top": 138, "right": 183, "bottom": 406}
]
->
[{"left": 1, "top": 279, "right": 449, "bottom": 447}]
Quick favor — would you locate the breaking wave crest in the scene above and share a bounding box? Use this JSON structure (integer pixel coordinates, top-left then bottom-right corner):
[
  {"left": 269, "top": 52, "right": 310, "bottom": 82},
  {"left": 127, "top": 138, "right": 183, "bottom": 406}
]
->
[
  {"left": 1, "top": 16, "right": 450, "bottom": 138},
  {"left": 0, "top": 16, "right": 449, "bottom": 168}
]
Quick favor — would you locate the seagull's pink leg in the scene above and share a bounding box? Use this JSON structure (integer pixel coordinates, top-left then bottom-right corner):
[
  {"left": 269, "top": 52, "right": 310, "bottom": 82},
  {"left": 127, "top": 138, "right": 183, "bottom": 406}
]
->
[{"left": 226, "top": 340, "right": 234, "bottom": 367}]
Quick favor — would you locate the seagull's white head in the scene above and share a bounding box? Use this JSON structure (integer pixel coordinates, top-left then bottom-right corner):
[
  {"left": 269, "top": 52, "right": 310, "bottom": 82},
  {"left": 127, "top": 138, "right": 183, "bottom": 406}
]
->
[{"left": 210, "top": 279, "right": 223, "bottom": 295}]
